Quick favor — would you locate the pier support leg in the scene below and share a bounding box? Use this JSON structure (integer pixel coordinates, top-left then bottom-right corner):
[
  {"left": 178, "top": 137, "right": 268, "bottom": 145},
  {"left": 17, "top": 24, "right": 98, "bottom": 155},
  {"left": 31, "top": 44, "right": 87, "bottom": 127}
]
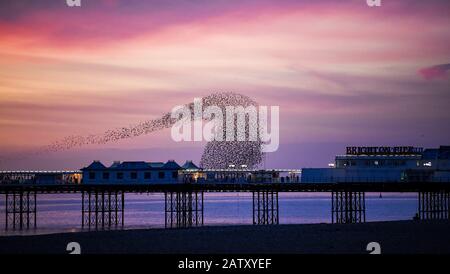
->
[
  {"left": 252, "top": 190, "right": 279, "bottom": 225},
  {"left": 418, "top": 191, "right": 449, "bottom": 220},
  {"left": 5, "top": 191, "right": 37, "bottom": 230},
  {"left": 82, "top": 190, "right": 124, "bottom": 229},
  {"left": 331, "top": 191, "right": 365, "bottom": 224},
  {"left": 165, "top": 191, "right": 203, "bottom": 228}
]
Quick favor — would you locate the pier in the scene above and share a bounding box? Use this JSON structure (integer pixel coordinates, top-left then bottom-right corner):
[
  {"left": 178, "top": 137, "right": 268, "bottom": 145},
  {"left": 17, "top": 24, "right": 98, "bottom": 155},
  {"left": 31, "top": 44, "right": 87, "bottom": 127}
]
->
[
  {"left": 1, "top": 171, "right": 450, "bottom": 230},
  {"left": 81, "top": 190, "right": 125, "bottom": 229},
  {"left": 164, "top": 191, "right": 204, "bottom": 228}
]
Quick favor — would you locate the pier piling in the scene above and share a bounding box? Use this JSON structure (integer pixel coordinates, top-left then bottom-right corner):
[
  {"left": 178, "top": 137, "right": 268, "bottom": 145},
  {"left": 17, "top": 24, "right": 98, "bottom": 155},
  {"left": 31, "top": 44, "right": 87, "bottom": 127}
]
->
[
  {"left": 81, "top": 190, "right": 124, "bottom": 229},
  {"left": 331, "top": 191, "right": 365, "bottom": 224},
  {"left": 164, "top": 191, "right": 204, "bottom": 228},
  {"left": 418, "top": 191, "right": 449, "bottom": 220},
  {"left": 4, "top": 191, "right": 37, "bottom": 230},
  {"left": 252, "top": 190, "right": 279, "bottom": 225}
]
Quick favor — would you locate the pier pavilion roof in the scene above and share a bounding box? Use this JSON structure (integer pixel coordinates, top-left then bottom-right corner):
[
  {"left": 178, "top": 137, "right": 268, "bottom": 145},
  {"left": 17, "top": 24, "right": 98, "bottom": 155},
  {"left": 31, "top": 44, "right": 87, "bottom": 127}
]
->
[
  {"left": 83, "top": 161, "right": 106, "bottom": 170},
  {"left": 182, "top": 160, "right": 199, "bottom": 170},
  {"left": 82, "top": 160, "right": 187, "bottom": 171},
  {"left": 162, "top": 160, "right": 181, "bottom": 170}
]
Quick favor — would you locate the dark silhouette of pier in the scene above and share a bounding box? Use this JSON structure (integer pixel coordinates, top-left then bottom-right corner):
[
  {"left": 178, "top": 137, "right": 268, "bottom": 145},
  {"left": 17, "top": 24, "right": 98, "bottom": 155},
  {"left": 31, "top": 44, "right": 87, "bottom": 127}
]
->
[{"left": 1, "top": 171, "right": 449, "bottom": 231}]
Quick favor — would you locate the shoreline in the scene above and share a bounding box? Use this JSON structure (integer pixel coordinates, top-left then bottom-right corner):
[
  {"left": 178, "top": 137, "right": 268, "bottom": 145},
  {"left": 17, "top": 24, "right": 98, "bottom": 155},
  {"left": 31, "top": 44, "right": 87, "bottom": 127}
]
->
[{"left": 1, "top": 220, "right": 450, "bottom": 254}]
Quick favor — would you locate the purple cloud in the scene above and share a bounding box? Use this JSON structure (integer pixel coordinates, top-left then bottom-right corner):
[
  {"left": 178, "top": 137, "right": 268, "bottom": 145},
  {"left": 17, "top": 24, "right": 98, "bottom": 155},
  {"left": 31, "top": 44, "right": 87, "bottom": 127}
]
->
[{"left": 419, "top": 63, "right": 450, "bottom": 80}]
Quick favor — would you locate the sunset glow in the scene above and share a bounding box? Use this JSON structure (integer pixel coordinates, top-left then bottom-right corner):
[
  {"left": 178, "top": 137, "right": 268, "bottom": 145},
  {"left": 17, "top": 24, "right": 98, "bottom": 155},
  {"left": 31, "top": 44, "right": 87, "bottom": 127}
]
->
[{"left": 0, "top": 0, "right": 449, "bottom": 169}]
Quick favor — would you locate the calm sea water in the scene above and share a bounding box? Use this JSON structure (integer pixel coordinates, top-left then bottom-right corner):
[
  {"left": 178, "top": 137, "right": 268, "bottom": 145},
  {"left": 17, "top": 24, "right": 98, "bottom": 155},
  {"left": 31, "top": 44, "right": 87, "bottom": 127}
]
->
[{"left": 0, "top": 192, "right": 418, "bottom": 236}]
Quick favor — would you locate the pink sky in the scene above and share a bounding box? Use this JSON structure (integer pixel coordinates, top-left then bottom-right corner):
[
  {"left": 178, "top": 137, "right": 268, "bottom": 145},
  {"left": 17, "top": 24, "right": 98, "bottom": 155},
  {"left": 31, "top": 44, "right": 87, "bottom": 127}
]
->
[{"left": 0, "top": 0, "right": 449, "bottom": 169}]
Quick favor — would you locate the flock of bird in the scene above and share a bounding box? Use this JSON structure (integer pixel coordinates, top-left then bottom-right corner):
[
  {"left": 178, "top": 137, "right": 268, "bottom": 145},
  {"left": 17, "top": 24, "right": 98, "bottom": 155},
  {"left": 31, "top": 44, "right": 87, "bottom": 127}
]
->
[{"left": 38, "top": 92, "right": 264, "bottom": 169}]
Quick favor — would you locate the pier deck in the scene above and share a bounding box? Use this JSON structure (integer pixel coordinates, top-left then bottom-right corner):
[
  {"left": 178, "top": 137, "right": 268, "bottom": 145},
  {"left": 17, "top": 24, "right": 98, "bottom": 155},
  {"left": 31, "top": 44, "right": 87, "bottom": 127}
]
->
[{"left": 1, "top": 182, "right": 450, "bottom": 194}]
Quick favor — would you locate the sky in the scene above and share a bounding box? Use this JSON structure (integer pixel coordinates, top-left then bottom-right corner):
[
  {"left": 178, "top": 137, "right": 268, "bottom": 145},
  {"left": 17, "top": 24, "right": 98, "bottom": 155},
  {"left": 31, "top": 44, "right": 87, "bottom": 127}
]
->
[{"left": 0, "top": 0, "right": 449, "bottom": 170}]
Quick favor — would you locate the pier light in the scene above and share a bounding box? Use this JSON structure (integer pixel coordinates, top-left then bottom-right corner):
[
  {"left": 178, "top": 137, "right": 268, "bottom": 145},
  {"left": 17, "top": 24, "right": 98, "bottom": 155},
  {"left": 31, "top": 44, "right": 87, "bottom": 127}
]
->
[
  {"left": 228, "top": 164, "right": 235, "bottom": 168},
  {"left": 328, "top": 163, "right": 335, "bottom": 167},
  {"left": 241, "top": 164, "right": 248, "bottom": 168}
]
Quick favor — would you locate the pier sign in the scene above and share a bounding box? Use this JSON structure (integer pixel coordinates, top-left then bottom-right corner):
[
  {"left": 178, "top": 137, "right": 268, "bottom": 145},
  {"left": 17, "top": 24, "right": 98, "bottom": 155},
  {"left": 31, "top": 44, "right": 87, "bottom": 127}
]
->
[{"left": 346, "top": 146, "right": 423, "bottom": 156}]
